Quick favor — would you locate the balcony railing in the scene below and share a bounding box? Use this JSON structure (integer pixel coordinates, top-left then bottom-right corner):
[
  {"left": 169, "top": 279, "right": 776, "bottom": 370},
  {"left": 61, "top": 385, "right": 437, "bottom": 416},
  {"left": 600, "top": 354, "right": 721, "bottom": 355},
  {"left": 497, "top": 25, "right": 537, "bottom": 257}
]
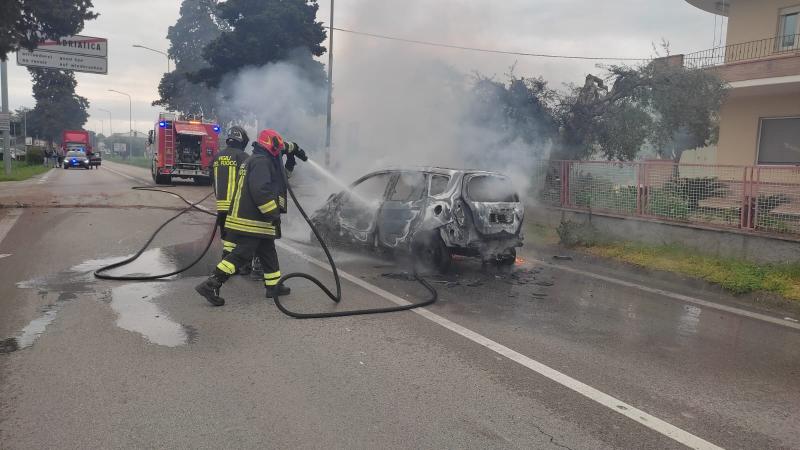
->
[{"left": 684, "top": 34, "right": 800, "bottom": 69}]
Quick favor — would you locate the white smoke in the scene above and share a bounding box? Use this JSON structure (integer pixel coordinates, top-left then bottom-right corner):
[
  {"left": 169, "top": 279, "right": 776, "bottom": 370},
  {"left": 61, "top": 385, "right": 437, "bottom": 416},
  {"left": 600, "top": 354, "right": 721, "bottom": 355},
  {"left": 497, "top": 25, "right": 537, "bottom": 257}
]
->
[{"left": 218, "top": 10, "right": 554, "bottom": 205}]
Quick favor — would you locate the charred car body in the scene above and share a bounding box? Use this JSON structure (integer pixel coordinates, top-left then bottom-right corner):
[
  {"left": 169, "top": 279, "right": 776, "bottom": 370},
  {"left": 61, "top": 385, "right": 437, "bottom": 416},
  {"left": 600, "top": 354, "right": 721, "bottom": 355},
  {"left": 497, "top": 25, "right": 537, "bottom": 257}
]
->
[{"left": 310, "top": 168, "right": 524, "bottom": 271}]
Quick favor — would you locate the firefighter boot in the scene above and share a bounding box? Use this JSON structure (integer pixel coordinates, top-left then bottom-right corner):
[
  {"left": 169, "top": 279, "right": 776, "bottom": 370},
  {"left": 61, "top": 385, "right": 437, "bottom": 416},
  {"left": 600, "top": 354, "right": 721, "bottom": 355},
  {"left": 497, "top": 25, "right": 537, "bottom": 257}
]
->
[
  {"left": 265, "top": 284, "right": 291, "bottom": 298},
  {"left": 195, "top": 276, "right": 225, "bottom": 306}
]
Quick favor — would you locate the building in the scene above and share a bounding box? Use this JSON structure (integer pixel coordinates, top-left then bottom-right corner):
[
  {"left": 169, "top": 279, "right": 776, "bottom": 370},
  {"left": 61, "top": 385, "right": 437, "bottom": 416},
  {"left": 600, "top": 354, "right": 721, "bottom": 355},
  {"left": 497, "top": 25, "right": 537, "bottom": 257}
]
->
[{"left": 683, "top": 0, "right": 800, "bottom": 166}]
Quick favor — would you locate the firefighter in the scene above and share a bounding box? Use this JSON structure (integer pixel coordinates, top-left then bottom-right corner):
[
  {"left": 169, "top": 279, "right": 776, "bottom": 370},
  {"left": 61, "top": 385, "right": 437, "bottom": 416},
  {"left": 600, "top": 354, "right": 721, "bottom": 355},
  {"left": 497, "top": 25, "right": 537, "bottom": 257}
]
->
[
  {"left": 249, "top": 140, "right": 302, "bottom": 279},
  {"left": 195, "top": 129, "right": 307, "bottom": 306},
  {"left": 211, "top": 126, "right": 250, "bottom": 261}
]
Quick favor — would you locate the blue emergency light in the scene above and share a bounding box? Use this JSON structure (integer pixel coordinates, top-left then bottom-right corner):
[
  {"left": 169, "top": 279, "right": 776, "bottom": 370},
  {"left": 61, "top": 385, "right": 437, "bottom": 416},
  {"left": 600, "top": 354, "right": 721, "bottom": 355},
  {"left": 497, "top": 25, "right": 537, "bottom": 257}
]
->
[
  {"left": 159, "top": 120, "right": 167, "bottom": 128},
  {"left": 212, "top": 124, "right": 221, "bottom": 133}
]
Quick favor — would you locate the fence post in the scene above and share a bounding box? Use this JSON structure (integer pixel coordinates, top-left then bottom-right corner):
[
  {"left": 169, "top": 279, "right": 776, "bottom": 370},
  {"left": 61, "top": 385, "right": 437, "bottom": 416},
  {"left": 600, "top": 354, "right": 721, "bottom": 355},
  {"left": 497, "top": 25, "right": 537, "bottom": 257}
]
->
[
  {"left": 561, "top": 161, "right": 570, "bottom": 208},
  {"left": 740, "top": 166, "right": 756, "bottom": 230}
]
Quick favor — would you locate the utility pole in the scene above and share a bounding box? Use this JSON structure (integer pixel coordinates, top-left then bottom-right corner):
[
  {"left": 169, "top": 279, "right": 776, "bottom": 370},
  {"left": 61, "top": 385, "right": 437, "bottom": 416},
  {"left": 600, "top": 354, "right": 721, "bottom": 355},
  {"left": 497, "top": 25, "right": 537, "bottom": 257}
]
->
[
  {"left": 324, "top": 0, "right": 334, "bottom": 167},
  {"left": 2, "top": 60, "right": 10, "bottom": 176}
]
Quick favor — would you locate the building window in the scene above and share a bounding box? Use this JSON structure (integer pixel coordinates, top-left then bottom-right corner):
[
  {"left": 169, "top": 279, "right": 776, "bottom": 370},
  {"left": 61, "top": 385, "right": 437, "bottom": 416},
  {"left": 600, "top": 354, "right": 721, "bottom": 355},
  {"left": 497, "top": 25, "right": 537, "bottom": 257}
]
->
[
  {"left": 778, "top": 6, "right": 800, "bottom": 49},
  {"left": 757, "top": 117, "right": 800, "bottom": 165}
]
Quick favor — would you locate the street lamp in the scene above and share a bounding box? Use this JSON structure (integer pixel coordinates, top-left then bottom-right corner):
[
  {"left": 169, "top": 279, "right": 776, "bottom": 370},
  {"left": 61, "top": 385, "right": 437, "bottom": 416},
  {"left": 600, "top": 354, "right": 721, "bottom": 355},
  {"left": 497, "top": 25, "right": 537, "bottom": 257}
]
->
[
  {"left": 132, "top": 44, "right": 171, "bottom": 72},
  {"left": 325, "top": 0, "right": 335, "bottom": 167},
  {"left": 98, "top": 108, "right": 112, "bottom": 136},
  {"left": 108, "top": 90, "right": 132, "bottom": 137}
]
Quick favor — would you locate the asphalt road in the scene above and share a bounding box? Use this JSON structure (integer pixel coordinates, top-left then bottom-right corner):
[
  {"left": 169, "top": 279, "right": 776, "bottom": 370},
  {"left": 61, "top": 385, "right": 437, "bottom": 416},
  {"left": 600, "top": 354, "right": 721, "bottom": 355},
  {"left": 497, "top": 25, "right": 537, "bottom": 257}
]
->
[{"left": 1, "top": 161, "right": 798, "bottom": 449}]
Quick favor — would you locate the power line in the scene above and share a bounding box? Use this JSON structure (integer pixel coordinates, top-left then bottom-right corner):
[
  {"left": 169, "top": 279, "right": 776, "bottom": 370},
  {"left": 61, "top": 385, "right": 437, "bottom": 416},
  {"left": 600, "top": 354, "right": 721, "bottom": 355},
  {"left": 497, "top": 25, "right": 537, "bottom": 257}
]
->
[{"left": 325, "top": 26, "right": 649, "bottom": 62}]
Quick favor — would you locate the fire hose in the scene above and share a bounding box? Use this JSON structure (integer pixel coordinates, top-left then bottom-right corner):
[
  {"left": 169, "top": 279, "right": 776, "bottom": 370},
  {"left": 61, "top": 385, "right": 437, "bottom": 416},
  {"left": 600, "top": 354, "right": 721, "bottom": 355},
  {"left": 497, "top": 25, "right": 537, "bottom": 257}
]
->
[{"left": 93, "top": 160, "right": 438, "bottom": 319}]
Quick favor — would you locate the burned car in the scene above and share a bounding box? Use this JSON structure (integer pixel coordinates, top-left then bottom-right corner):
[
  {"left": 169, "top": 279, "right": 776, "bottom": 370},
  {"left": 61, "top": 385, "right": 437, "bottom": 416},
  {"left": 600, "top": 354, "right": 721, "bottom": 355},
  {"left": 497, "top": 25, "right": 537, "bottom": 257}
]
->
[{"left": 310, "top": 168, "right": 524, "bottom": 271}]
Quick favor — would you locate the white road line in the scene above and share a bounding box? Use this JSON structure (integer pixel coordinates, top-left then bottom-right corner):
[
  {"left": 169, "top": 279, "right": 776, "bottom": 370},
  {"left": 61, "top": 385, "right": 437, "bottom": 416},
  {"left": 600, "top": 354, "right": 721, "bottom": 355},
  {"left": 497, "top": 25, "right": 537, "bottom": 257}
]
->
[
  {"left": 532, "top": 258, "right": 800, "bottom": 331},
  {"left": 0, "top": 209, "right": 23, "bottom": 249},
  {"left": 276, "top": 241, "right": 723, "bottom": 450},
  {"left": 103, "top": 164, "right": 150, "bottom": 185},
  {"left": 0, "top": 254, "right": 11, "bottom": 259}
]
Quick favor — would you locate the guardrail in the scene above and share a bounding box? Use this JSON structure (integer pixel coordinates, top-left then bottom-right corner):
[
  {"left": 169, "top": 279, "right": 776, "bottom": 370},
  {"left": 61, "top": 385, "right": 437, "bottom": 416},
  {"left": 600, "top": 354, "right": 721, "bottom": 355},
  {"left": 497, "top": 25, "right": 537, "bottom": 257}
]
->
[
  {"left": 533, "top": 160, "right": 800, "bottom": 237},
  {"left": 683, "top": 34, "right": 800, "bottom": 69}
]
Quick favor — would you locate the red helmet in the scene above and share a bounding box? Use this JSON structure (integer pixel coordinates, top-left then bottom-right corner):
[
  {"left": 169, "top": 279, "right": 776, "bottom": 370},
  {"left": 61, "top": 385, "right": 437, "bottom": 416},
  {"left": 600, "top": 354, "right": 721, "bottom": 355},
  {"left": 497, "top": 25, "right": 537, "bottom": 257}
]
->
[{"left": 256, "top": 129, "right": 284, "bottom": 156}]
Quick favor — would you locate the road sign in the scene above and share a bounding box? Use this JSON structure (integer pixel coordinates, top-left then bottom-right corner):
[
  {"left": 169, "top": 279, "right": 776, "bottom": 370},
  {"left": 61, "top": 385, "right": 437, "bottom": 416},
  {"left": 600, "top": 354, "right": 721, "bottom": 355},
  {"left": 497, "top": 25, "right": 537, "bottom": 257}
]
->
[
  {"left": 16, "top": 35, "right": 108, "bottom": 75},
  {"left": 0, "top": 113, "right": 9, "bottom": 132},
  {"left": 113, "top": 143, "right": 127, "bottom": 153}
]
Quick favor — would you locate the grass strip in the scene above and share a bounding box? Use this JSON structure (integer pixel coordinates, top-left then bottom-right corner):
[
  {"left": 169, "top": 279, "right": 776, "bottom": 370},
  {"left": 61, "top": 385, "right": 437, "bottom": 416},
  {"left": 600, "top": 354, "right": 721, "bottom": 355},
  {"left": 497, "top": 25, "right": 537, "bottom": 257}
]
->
[
  {"left": 0, "top": 162, "right": 51, "bottom": 182},
  {"left": 585, "top": 242, "right": 800, "bottom": 301}
]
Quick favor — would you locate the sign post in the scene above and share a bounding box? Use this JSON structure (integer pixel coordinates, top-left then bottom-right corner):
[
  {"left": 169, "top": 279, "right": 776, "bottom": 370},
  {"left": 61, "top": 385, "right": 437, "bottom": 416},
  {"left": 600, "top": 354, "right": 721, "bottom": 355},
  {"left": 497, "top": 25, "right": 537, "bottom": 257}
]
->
[
  {"left": 1, "top": 60, "right": 10, "bottom": 176},
  {"left": 16, "top": 35, "right": 108, "bottom": 74}
]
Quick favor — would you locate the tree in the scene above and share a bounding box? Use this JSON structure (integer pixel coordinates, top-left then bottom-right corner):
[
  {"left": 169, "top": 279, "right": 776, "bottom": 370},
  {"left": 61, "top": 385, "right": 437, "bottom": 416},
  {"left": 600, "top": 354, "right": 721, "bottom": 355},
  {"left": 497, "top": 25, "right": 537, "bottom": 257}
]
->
[
  {"left": 0, "top": 0, "right": 98, "bottom": 60},
  {"left": 153, "top": 0, "right": 222, "bottom": 117},
  {"left": 556, "top": 63, "right": 727, "bottom": 160},
  {"left": 26, "top": 69, "right": 89, "bottom": 143},
  {"left": 189, "top": 0, "right": 327, "bottom": 88},
  {"left": 468, "top": 74, "right": 558, "bottom": 149}
]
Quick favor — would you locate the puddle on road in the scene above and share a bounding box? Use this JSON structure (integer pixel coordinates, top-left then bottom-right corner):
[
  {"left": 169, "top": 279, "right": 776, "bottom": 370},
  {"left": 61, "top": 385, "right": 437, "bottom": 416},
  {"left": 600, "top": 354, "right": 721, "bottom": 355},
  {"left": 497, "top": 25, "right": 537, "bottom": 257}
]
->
[
  {"left": 110, "top": 283, "right": 191, "bottom": 347},
  {"left": 0, "top": 293, "right": 77, "bottom": 354},
  {"left": 7, "top": 243, "right": 211, "bottom": 352}
]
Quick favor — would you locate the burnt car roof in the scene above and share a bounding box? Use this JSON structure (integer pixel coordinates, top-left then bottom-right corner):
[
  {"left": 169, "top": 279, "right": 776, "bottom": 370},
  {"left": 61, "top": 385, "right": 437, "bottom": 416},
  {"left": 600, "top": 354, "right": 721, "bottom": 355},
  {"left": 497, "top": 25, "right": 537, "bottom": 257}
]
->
[{"left": 376, "top": 166, "right": 509, "bottom": 178}]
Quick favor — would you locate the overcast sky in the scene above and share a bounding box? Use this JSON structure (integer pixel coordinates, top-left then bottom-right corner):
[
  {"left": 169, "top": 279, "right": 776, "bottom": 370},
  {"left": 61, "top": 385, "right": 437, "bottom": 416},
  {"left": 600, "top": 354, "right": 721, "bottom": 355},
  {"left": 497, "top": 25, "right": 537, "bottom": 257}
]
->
[{"left": 5, "top": 0, "right": 723, "bottom": 136}]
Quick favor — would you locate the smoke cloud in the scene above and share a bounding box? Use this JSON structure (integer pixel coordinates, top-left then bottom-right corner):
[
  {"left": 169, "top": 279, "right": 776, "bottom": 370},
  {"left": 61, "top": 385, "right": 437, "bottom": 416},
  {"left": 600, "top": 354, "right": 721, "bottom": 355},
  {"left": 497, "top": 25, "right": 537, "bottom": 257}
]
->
[{"left": 219, "top": 4, "right": 555, "bottom": 206}]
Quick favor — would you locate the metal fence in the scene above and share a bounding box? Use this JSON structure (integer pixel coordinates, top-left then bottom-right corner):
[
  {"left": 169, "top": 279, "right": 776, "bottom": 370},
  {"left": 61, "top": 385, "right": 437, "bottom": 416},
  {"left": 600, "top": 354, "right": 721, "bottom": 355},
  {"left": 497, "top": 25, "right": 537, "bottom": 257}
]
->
[
  {"left": 531, "top": 161, "right": 800, "bottom": 237},
  {"left": 684, "top": 33, "right": 800, "bottom": 69}
]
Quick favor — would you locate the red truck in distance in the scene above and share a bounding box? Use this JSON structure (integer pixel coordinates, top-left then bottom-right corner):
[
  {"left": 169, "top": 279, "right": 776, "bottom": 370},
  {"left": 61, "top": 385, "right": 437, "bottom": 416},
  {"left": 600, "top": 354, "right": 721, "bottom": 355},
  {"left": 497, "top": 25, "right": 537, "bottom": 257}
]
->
[
  {"left": 61, "top": 129, "right": 100, "bottom": 169},
  {"left": 148, "top": 113, "right": 221, "bottom": 185},
  {"left": 62, "top": 130, "right": 92, "bottom": 154}
]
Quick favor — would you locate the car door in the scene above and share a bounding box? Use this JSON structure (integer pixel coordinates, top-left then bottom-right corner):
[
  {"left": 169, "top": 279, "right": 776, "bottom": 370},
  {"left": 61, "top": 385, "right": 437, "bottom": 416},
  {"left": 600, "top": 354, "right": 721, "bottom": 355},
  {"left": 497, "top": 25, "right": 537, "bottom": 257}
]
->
[
  {"left": 377, "top": 171, "right": 428, "bottom": 248},
  {"left": 337, "top": 171, "right": 394, "bottom": 243}
]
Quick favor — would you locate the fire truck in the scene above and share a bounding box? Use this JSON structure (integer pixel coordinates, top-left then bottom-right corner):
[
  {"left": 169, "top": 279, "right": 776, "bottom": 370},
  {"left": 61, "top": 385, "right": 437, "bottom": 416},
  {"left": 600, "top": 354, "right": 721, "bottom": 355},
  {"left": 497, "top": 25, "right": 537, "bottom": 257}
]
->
[{"left": 148, "top": 112, "right": 221, "bottom": 185}]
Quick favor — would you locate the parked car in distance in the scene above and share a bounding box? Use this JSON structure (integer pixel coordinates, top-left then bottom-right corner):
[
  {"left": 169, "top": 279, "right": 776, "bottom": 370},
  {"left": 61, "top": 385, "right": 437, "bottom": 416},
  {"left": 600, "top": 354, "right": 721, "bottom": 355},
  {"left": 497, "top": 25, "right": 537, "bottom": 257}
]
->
[
  {"left": 89, "top": 152, "right": 102, "bottom": 168},
  {"left": 310, "top": 167, "right": 524, "bottom": 272},
  {"left": 63, "top": 150, "right": 91, "bottom": 169}
]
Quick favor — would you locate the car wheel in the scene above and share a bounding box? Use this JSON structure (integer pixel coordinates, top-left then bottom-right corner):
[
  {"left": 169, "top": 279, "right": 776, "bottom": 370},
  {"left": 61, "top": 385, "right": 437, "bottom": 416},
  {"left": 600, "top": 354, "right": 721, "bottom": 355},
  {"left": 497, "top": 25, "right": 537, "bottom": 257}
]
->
[
  {"left": 412, "top": 232, "right": 451, "bottom": 274},
  {"left": 496, "top": 248, "right": 517, "bottom": 266},
  {"left": 154, "top": 173, "right": 171, "bottom": 185}
]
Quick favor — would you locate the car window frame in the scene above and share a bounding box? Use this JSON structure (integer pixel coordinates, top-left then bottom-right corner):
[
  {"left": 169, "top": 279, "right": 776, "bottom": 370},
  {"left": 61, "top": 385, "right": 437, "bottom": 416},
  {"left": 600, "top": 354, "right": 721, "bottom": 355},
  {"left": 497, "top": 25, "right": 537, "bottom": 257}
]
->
[
  {"left": 342, "top": 171, "right": 396, "bottom": 205},
  {"left": 428, "top": 173, "right": 451, "bottom": 197},
  {"left": 387, "top": 171, "right": 427, "bottom": 203}
]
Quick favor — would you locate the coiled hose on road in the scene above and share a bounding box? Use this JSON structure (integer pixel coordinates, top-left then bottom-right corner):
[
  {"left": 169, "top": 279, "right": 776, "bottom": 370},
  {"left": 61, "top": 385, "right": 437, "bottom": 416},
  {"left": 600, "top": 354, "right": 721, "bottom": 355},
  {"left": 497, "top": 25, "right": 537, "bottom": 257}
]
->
[{"left": 93, "top": 168, "right": 438, "bottom": 319}]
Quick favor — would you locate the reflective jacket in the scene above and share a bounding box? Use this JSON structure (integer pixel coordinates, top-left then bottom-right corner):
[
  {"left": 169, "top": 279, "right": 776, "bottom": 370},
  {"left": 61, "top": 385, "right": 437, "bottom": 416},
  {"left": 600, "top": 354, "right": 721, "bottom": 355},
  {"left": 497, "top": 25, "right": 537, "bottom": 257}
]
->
[
  {"left": 225, "top": 147, "right": 288, "bottom": 238},
  {"left": 211, "top": 145, "right": 249, "bottom": 212}
]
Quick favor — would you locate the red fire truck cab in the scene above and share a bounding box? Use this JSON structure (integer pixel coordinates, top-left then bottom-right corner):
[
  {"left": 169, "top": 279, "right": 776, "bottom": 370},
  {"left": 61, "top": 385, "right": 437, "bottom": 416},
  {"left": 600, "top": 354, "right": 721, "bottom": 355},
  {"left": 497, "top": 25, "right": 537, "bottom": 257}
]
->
[{"left": 148, "top": 113, "right": 221, "bottom": 185}]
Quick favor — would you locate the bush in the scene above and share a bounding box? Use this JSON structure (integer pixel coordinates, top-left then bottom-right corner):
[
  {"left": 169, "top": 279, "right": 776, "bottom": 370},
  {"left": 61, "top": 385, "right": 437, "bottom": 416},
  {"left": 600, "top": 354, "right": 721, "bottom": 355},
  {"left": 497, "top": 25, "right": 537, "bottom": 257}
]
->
[
  {"left": 25, "top": 147, "right": 44, "bottom": 165},
  {"left": 663, "top": 177, "right": 725, "bottom": 210},
  {"left": 647, "top": 188, "right": 690, "bottom": 221}
]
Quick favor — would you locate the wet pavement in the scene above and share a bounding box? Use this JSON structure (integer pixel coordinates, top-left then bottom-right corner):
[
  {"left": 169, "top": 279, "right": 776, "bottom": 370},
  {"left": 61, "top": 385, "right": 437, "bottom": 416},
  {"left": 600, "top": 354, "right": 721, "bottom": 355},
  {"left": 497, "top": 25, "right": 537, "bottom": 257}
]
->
[{"left": 0, "top": 161, "right": 799, "bottom": 449}]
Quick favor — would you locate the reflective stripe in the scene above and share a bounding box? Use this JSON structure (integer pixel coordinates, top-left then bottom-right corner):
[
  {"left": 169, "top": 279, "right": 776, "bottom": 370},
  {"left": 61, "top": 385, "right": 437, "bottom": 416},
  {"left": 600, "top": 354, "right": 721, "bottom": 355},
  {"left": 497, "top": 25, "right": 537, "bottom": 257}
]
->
[
  {"left": 216, "top": 200, "right": 231, "bottom": 210},
  {"left": 258, "top": 200, "right": 277, "bottom": 214},
  {"left": 217, "top": 260, "right": 236, "bottom": 275},
  {"left": 264, "top": 271, "right": 281, "bottom": 280},
  {"left": 222, "top": 240, "right": 236, "bottom": 250},
  {"left": 231, "top": 167, "right": 246, "bottom": 218},
  {"left": 278, "top": 196, "right": 286, "bottom": 208},
  {"left": 265, "top": 278, "right": 280, "bottom": 286},
  {"left": 225, "top": 221, "right": 276, "bottom": 236},
  {"left": 226, "top": 215, "right": 275, "bottom": 229},
  {"left": 226, "top": 166, "right": 236, "bottom": 205}
]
